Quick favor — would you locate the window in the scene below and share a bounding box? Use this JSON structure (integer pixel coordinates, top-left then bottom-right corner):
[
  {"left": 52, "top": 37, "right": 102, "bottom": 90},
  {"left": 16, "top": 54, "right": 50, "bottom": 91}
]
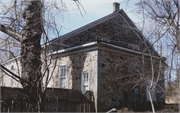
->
[
  {"left": 128, "top": 43, "right": 140, "bottom": 50},
  {"left": 147, "top": 80, "right": 156, "bottom": 102},
  {"left": 81, "top": 72, "right": 89, "bottom": 94},
  {"left": 59, "top": 65, "right": 66, "bottom": 88}
]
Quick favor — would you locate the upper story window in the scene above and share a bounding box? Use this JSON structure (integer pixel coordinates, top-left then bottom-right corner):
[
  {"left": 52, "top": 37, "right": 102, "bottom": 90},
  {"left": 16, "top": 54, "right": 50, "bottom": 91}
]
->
[
  {"left": 128, "top": 43, "right": 140, "bottom": 50},
  {"left": 81, "top": 72, "right": 89, "bottom": 94},
  {"left": 96, "top": 36, "right": 110, "bottom": 43},
  {"left": 59, "top": 65, "right": 66, "bottom": 88}
]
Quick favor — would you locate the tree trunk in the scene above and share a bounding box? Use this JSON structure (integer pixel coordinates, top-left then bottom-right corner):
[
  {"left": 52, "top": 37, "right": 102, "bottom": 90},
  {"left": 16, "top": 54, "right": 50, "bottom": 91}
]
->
[{"left": 21, "top": 0, "right": 44, "bottom": 112}]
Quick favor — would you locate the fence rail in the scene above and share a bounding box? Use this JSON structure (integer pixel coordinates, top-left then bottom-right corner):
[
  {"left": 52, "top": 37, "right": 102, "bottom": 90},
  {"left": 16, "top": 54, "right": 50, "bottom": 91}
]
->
[{"left": 1, "top": 87, "right": 95, "bottom": 112}]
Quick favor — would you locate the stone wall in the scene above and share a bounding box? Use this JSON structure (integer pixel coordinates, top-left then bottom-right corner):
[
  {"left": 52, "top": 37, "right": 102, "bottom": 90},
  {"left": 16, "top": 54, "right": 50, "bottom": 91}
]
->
[{"left": 97, "top": 49, "right": 164, "bottom": 111}]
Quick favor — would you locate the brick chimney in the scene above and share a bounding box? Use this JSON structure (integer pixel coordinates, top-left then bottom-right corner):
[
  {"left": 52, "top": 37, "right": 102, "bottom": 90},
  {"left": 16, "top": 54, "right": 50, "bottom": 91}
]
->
[{"left": 113, "top": 2, "right": 120, "bottom": 12}]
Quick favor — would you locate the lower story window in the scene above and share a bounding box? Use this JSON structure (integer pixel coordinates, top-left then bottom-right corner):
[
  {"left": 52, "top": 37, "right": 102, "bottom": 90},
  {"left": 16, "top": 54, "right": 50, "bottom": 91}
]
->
[
  {"left": 59, "top": 65, "right": 66, "bottom": 88},
  {"left": 81, "top": 72, "right": 89, "bottom": 94}
]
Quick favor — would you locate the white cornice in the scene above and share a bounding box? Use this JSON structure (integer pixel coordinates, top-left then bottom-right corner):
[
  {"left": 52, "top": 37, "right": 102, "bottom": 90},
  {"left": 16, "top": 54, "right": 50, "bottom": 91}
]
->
[{"left": 50, "top": 42, "right": 98, "bottom": 55}]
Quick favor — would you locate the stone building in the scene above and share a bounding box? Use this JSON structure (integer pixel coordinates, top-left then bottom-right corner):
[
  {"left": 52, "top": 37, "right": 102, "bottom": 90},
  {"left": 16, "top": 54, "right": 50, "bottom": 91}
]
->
[{"left": 1, "top": 2, "right": 167, "bottom": 112}]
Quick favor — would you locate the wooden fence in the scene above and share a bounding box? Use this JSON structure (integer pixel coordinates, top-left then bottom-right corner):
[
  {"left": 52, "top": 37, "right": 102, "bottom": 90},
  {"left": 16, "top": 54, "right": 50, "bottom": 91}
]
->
[
  {"left": 1, "top": 101, "right": 94, "bottom": 112},
  {"left": 1, "top": 87, "right": 95, "bottom": 112}
]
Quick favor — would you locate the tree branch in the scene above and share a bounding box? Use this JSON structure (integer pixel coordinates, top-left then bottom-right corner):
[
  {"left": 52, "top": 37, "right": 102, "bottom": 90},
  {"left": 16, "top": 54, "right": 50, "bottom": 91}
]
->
[
  {"left": 143, "top": 6, "right": 180, "bottom": 53},
  {"left": 0, "top": 23, "right": 22, "bottom": 42},
  {"left": 1, "top": 68, "right": 20, "bottom": 83},
  {"left": 143, "top": 0, "right": 168, "bottom": 19}
]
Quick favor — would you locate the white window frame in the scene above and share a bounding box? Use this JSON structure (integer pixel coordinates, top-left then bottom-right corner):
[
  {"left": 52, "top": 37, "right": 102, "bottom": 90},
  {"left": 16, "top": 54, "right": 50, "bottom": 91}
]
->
[
  {"left": 59, "top": 65, "right": 66, "bottom": 88},
  {"left": 147, "top": 80, "right": 156, "bottom": 102},
  {"left": 81, "top": 72, "right": 89, "bottom": 94}
]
